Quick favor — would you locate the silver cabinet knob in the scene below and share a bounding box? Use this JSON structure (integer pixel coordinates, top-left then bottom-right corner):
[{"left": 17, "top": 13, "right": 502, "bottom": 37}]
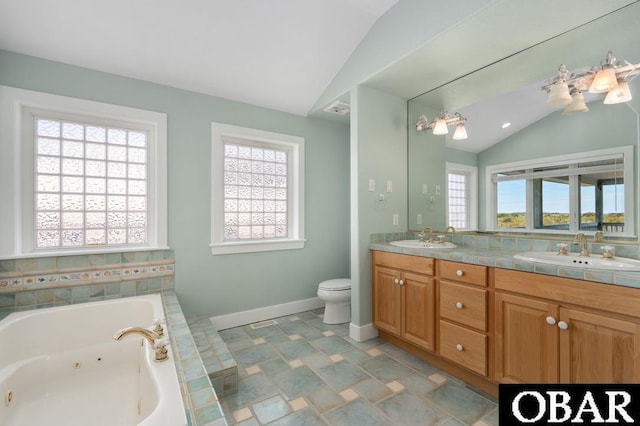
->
[
  {"left": 455, "top": 302, "right": 463, "bottom": 309},
  {"left": 456, "top": 270, "right": 464, "bottom": 277},
  {"left": 456, "top": 343, "right": 464, "bottom": 351},
  {"left": 398, "top": 279, "right": 404, "bottom": 286},
  {"left": 394, "top": 278, "right": 399, "bottom": 285},
  {"left": 558, "top": 321, "right": 569, "bottom": 330},
  {"left": 546, "top": 316, "right": 556, "bottom": 326}
]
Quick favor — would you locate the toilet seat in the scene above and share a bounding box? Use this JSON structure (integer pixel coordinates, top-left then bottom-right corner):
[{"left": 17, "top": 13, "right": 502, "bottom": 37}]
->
[{"left": 318, "top": 278, "right": 351, "bottom": 291}]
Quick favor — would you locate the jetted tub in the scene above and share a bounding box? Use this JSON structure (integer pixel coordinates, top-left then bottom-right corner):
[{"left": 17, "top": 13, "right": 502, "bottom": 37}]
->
[{"left": 0, "top": 294, "right": 186, "bottom": 426}]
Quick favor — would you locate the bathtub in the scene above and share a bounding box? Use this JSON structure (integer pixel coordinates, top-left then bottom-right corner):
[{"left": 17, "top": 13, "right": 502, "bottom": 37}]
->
[{"left": 0, "top": 294, "right": 187, "bottom": 426}]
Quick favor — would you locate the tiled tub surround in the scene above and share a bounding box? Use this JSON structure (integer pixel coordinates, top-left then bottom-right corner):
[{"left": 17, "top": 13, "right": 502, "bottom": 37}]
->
[
  {"left": 370, "top": 232, "right": 640, "bottom": 287},
  {"left": 0, "top": 250, "right": 175, "bottom": 318},
  {"left": 0, "top": 250, "right": 229, "bottom": 425}
]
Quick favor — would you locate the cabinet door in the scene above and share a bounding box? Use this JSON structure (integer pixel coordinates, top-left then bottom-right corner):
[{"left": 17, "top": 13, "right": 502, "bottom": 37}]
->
[
  {"left": 372, "top": 266, "right": 402, "bottom": 335},
  {"left": 495, "top": 292, "right": 559, "bottom": 383},
  {"left": 401, "top": 272, "right": 435, "bottom": 351},
  {"left": 559, "top": 308, "right": 640, "bottom": 383}
]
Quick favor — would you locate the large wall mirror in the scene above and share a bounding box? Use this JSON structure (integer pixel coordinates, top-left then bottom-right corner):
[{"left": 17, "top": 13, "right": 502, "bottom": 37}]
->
[{"left": 407, "top": 3, "right": 640, "bottom": 241}]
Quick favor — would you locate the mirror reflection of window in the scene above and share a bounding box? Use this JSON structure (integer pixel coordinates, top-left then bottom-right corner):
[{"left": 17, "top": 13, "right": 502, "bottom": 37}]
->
[
  {"left": 602, "top": 181, "right": 625, "bottom": 232},
  {"left": 535, "top": 178, "right": 570, "bottom": 230},
  {"left": 579, "top": 180, "right": 597, "bottom": 231},
  {"left": 497, "top": 178, "right": 526, "bottom": 229},
  {"left": 487, "top": 146, "right": 633, "bottom": 236}
]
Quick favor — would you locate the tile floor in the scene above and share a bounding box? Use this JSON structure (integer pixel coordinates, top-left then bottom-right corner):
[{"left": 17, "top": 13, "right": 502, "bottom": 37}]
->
[{"left": 218, "top": 309, "right": 498, "bottom": 425}]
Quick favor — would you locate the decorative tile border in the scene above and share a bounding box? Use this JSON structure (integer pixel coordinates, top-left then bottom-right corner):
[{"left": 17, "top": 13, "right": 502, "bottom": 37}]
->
[{"left": 0, "top": 252, "right": 174, "bottom": 294}]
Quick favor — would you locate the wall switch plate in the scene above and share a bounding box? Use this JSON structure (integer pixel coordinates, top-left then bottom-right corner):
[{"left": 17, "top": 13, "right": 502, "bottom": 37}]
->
[
  {"left": 422, "top": 184, "right": 428, "bottom": 195},
  {"left": 435, "top": 185, "right": 441, "bottom": 195},
  {"left": 417, "top": 213, "right": 422, "bottom": 225},
  {"left": 368, "top": 179, "right": 375, "bottom": 191},
  {"left": 386, "top": 180, "right": 393, "bottom": 193},
  {"left": 393, "top": 214, "right": 399, "bottom": 226}
]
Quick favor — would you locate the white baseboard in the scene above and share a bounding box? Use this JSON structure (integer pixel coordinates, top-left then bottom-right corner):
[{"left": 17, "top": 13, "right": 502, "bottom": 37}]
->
[
  {"left": 209, "top": 297, "right": 325, "bottom": 331},
  {"left": 349, "top": 322, "right": 378, "bottom": 342}
]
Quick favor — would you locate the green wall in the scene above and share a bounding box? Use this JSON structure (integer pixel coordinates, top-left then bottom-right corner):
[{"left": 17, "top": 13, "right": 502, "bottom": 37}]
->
[
  {"left": 0, "top": 50, "right": 351, "bottom": 318},
  {"left": 350, "top": 85, "right": 407, "bottom": 326}
]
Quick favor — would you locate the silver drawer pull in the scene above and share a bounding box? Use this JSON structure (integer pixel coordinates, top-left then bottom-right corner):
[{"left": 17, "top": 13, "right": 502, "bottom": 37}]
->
[
  {"left": 394, "top": 278, "right": 399, "bottom": 285},
  {"left": 546, "top": 316, "right": 556, "bottom": 326},
  {"left": 456, "top": 270, "right": 464, "bottom": 277},
  {"left": 455, "top": 302, "right": 463, "bottom": 309},
  {"left": 456, "top": 343, "right": 464, "bottom": 352}
]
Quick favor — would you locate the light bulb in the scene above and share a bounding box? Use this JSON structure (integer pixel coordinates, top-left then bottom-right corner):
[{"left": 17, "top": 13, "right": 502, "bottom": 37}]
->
[
  {"left": 452, "top": 123, "right": 467, "bottom": 140},
  {"left": 589, "top": 68, "right": 618, "bottom": 93},
  {"left": 546, "top": 83, "right": 572, "bottom": 106},
  {"left": 604, "top": 81, "right": 632, "bottom": 104},
  {"left": 432, "top": 118, "right": 448, "bottom": 135}
]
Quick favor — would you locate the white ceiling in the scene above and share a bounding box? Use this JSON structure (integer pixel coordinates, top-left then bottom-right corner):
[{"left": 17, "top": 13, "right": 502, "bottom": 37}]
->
[{"left": 0, "top": 0, "right": 398, "bottom": 116}]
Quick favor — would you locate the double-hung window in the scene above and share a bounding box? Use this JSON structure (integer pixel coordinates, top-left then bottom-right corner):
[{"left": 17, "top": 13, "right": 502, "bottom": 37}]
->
[
  {"left": 210, "top": 122, "right": 305, "bottom": 255},
  {"left": 0, "top": 86, "right": 167, "bottom": 257}
]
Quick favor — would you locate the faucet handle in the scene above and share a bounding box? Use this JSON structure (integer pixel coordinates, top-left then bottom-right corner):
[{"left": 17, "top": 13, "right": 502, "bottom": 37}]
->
[
  {"left": 557, "top": 243, "right": 568, "bottom": 255},
  {"left": 152, "top": 318, "right": 166, "bottom": 337},
  {"left": 600, "top": 245, "right": 614, "bottom": 259},
  {"left": 154, "top": 337, "right": 169, "bottom": 348},
  {"left": 153, "top": 338, "right": 169, "bottom": 362}
]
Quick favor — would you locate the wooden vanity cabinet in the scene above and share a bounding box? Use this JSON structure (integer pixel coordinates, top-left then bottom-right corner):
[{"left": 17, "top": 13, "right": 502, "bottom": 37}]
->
[
  {"left": 495, "top": 268, "right": 640, "bottom": 384},
  {"left": 437, "top": 260, "right": 489, "bottom": 376},
  {"left": 372, "top": 251, "right": 435, "bottom": 351}
]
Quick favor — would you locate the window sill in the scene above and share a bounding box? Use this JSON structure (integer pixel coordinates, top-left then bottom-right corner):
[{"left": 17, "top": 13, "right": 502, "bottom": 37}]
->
[
  {"left": 3, "top": 246, "right": 171, "bottom": 260},
  {"left": 210, "top": 239, "right": 306, "bottom": 255}
]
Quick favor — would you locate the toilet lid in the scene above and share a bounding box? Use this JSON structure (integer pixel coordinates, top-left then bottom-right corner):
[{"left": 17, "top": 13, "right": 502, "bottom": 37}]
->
[{"left": 319, "top": 278, "right": 351, "bottom": 291}]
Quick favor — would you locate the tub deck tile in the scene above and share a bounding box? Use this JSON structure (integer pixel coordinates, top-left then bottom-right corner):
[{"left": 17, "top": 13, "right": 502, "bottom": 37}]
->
[
  {"left": 187, "top": 315, "right": 239, "bottom": 397},
  {"left": 162, "top": 292, "right": 228, "bottom": 426}
]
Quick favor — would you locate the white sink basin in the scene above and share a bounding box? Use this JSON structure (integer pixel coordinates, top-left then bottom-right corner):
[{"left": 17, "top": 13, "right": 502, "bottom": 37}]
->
[
  {"left": 389, "top": 240, "right": 457, "bottom": 249},
  {"left": 514, "top": 251, "right": 640, "bottom": 271}
]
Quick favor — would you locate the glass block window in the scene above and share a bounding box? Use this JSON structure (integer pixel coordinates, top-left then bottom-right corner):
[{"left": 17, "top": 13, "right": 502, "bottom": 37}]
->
[
  {"left": 446, "top": 162, "right": 477, "bottom": 231},
  {"left": 223, "top": 141, "right": 289, "bottom": 241},
  {"left": 211, "top": 122, "right": 305, "bottom": 255},
  {"left": 33, "top": 116, "right": 147, "bottom": 249},
  {"left": 447, "top": 172, "right": 467, "bottom": 229}
]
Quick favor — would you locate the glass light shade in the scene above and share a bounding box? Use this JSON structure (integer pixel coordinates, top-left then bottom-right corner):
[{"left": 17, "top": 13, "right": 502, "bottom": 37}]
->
[
  {"left": 546, "top": 83, "right": 572, "bottom": 106},
  {"left": 432, "top": 118, "right": 449, "bottom": 135},
  {"left": 589, "top": 68, "right": 618, "bottom": 93},
  {"left": 562, "top": 91, "right": 589, "bottom": 115},
  {"left": 604, "top": 81, "right": 632, "bottom": 104},
  {"left": 452, "top": 123, "right": 467, "bottom": 140}
]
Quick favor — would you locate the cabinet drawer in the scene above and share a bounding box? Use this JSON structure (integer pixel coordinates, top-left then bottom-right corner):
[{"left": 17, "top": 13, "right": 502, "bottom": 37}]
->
[
  {"left": 439, "top": 320, "right": 487, "bottom": 376},
  {"left": 440, "top": 281, "right": 487, "bottom": 331},
  {"left": 373, "top": 251, "right": 434, "bottom": 276},
  {"left": 439, "top": 261, "right": 487, "bottom": 286}
]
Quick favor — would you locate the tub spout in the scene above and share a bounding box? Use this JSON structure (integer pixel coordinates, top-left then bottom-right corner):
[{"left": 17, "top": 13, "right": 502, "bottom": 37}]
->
[{"left": 113, "top": 326, "right": 169, "bottom": 362}]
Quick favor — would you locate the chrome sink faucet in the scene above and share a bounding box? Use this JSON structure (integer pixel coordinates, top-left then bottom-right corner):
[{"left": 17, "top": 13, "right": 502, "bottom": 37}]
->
[
  {"left": 114, "top": 326, "right": 168, "bottom": 362},
  {"left": 573, "top": 233, "right": 589, "bottom": 257}
]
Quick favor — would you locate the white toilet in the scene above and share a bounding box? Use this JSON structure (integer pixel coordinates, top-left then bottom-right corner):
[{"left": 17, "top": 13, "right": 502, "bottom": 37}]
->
[{"left": 317, "top": 278, "right": 351, "bottom": 324}]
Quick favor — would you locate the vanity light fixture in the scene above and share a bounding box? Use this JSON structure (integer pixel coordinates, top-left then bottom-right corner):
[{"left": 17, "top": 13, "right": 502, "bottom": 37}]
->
[
  {"left": 415, "top": 110, "right": 468, "bottom": 140},
  {"left": 542, "top": 51, "right": 640, "bottom": 114}
]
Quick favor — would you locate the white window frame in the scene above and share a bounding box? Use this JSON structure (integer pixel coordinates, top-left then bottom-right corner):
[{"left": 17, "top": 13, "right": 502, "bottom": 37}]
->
[
  {"left": 446, "top": 162, "right": 478, "bottom": 231},
  {"left": 485, "top": 146, "right": 635, "bottom": 237},
  {"left": 0, "top": 86, "right": 168, "bottom": 257},
  {"left": 210, "top": 122, "right": 305, "bottom": 255}
]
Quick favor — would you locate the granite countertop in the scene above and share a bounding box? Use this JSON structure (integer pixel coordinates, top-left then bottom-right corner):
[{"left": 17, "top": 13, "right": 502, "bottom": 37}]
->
[{"left": 369, "top": 242, "right": 640, "bottom": 290}]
